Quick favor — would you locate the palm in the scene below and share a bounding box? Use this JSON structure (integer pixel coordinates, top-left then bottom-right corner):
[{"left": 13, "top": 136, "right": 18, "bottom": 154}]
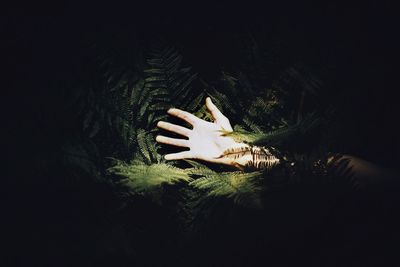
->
[
  {"left": 156, "top": 97, "right": 245, "bottom": 165},
  {"left": 188, "top": 119, "right": 235, "bottom": 160}
]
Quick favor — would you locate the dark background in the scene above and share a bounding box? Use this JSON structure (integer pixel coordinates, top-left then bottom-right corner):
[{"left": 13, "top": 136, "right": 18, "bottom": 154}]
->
[{"left": 3, "top": 1, "right": 399, "bottom": 266}]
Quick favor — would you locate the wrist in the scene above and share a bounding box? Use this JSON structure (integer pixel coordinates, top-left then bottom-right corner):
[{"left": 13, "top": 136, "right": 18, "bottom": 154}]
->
[{"left": 221, "top": 143, "right": 280, "bottom": 170}]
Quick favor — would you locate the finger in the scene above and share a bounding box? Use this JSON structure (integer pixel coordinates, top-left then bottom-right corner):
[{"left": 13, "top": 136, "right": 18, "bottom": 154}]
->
[
  {"left": 206, "top": 97, "right": 224, "bottom": 121},
  {"left": 157, "top": 121, "right": 191, "bottom": 137},
  {"left": 164, "top": 151, "right": 193, "bottom": 160},
  {"left": 206, "top": 97, "right": 233, "bottom": 132},
  {"left": 167, "top": 108, "right": 199, "bottom": 125},
  {"left": 156, "top": 135, "right": 189, "bottom": 148}
]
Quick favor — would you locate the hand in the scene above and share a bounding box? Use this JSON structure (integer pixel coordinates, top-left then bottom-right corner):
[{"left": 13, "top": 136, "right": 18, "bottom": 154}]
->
[{"left": 156, "top": 97, "right": 248, "bottom": 165}]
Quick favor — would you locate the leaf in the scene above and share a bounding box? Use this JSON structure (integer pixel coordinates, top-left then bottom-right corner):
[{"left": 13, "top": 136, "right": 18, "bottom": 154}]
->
[
  {"left": 108, "top": 160, "right": 192, "bottom": 194},
  {"left": 189, "top": 170, "right": 263, "bottom": 209}
]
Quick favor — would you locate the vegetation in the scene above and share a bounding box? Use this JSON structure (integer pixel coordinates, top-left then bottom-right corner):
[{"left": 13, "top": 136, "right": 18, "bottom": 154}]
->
[{"left": 55, "top": 33, "right": 356, "bottom": 265}]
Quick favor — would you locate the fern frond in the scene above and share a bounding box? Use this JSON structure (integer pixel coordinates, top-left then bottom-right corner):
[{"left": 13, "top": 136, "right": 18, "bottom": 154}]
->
[
  {"left": 222, "top": 125, "right": 265, "bottom": 143},
  {"left": 220, "top": 146, "right": 251, "bottom": 159},
  {"left": 189, "top": 167, "right": 264, "bottom": 208},
  {"left": 242, "top": 116, "right": 264, "bottom": 133},
  {"left": 252, "top": 113, "right": 321, "bottom": 146},
  {"left": 108, "top": 160, "right": 191, "bottom": 195},
  {"left": 137, "top": 129, "right": 152, "bottom": 164},
  {"left": 193, "top": 105, "right": 214, "bottom": 122},
  {"left": 247, "top": 95, "right": 280, "bottom": 118},
  {"left": 252, "top": 125, "right": 297, "bottom": 146}
]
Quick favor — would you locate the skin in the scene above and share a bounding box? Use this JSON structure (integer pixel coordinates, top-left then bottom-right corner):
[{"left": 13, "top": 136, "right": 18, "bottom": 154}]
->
[
  {"left": 156, "top": 97, "right": 249, "bottom": 166},
  {"left": 156, "top": 97, "right": 397, "bottom": 186}
]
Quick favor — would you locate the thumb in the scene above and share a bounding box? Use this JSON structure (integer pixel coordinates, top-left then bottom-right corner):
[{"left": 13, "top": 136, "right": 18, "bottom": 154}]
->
[{"left": 206, "top": 97, "right": 233, "bottom": 132}]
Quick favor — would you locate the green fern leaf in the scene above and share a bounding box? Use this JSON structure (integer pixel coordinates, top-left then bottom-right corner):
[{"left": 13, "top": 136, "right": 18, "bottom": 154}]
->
[{"left": 108, "top": 160, "right": 191, "bottom": 194}]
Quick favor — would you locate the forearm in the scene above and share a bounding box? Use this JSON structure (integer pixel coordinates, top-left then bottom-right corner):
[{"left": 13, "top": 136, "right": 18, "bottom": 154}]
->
[
  {"left": 221, "top": 144, "right": 280, "bottom": 170},
  {"left": 329, "top": 155, "right": 398, "bottom": 188},
  {"left": 226, "top": 146, "right": 398, "bottom": 188}
]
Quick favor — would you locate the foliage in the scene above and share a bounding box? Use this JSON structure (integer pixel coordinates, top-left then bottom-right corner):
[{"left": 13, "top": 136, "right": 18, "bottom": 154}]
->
[
  {"left": 190, "top": 170, "right": 264, "bottom": 208},
  {"left": 62, "top": 35, "right": 353, "bottom": 232},
  {"left": 108, "top": 159, "right": 191, "bottom": 195}
]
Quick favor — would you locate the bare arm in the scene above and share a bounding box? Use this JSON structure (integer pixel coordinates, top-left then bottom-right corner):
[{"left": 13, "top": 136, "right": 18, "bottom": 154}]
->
[
  {"left": 156, "top": 97, "right": 397, "bottom": 185},
  {"left": 156, "top": 97, "right": 280, "bottom": 169},
  {"left": 331, "top": 155, "right": 398, "bottom": 188}
]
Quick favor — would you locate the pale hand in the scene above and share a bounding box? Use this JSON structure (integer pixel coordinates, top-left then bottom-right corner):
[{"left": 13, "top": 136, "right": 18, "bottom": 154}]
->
[{"left": 156, "top": 97, "right": 248, "bottom": 166}]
